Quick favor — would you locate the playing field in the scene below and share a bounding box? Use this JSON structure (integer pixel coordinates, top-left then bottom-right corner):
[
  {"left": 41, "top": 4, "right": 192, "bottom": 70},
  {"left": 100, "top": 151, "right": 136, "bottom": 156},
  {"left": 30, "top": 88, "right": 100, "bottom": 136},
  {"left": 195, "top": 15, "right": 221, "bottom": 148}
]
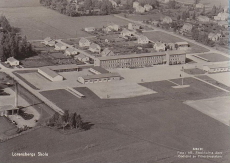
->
[
  {"left": 197, "top": 53, "right": 230, "bottom": 62},
  {"left": 0, "top": 6, "right": 129, "bottom": 40},
  {"left": 87, "top": 81, "right": 156, "bottom": 99},
  {"left": 143, "top": 31, "right": 209, "bottom": 54},
  {"left": 185, "top": 96, "right": 230, "bottom": 126}
]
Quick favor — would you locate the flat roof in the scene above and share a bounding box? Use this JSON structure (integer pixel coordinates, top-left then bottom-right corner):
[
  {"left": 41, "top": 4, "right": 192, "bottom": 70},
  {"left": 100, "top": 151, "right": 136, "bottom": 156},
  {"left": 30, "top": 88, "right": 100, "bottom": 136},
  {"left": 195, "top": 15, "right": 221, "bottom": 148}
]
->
[
  {"left": 0, "top": 105, "right": 18, "bottom": 112},
  {"left": 96, "top": 52, "right": 166, "bottom": 60},
  {"left": 90, "top": 66, "right": 109, "bottom": 74},
  {"left": 205, "top": 63, "right": 230, "bottom": 69},
  {"left": 96, "top": 50, "right": 185, "bottom": 60},
  {"left": 46, "top": 64, "right": 80, "bottom": 71},
  {"left": 39, "top": 67, "right": 60, "bottom": 78},
  {"left": 166, "top": 50, "right": 186, "bottom": 55},
  {"left": 81, "top": 73, "right": 120, "bottom": 80}
]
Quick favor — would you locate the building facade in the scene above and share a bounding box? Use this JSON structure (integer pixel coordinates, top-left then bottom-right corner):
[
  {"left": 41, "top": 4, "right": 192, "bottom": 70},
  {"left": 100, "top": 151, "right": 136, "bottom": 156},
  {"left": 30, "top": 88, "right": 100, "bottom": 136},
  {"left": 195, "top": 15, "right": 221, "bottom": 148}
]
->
[
  {"left": 94, "top": 51, "right": 186, "bottom": 68},
  {"left": 78, "top": 73, "right": 121, "bottom": 84}
]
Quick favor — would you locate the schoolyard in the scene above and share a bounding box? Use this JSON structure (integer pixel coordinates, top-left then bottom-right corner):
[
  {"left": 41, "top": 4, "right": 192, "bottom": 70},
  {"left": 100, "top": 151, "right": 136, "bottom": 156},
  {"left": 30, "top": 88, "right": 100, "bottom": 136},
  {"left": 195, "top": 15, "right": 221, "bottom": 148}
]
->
[
  {"left": 197, "top": 53, "right": 230, "bottom": 62},
  {"left": 0, "top": 6, "right": 129, "bottom": 40}
]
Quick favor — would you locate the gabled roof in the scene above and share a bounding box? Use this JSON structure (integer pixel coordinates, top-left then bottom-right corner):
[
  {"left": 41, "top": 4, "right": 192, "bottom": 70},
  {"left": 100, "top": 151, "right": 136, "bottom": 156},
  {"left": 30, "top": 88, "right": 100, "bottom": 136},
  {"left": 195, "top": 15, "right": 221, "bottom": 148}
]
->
[
  {"left": 44, "top": 37, "right": 52, "bottom": 42},
  {"left": 66, "top": 47, "right": 77, "bottom": 53},
  {"left": 90, "top": 66, "right": 109, "bottom": 74},
  {"left": 55, "top": 42, "right": 65, "bottom": 47},
  {"left": 89, "top": 43, "right": 100, "bottom": 49},
  {"left": 76, "top": 53, "right": 88, "bottom": 59},
  {"left": 7, "top": 57, "right": 18, "bottom": 62},
  {"left": 138, "top": 35, "right": 149, "bottom": 40},
  {"left": 79, "top": 38, "right": 90, "bottom": 44},
  {"left": 101, "top": 48, "right": 115, "bottom": 56}
]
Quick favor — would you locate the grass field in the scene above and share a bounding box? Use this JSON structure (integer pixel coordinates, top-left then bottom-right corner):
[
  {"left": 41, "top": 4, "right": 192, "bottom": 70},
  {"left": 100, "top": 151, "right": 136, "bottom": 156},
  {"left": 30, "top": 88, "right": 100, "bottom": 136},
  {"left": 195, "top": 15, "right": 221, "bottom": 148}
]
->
[
  {"left": 185, "top": 96, "right": 230, "bottom": 126},
  {"left": 143, "top": 31, "right": 209, "bottom": 54},
  {"left": 14, "top": 78, "right": 230, "bottom": 163},
  {"left": 0, "top": 7, "right": 129, "bottom": 40},
  {"left": 0, "top": 117, "right": 16, "bottom": 139},
  {"left": 0, "top": 0, "right": 40, "bottom": 8},
  {"left": 184, "top": 68, "right": 206, "bottom": 75},
  {"left": 197, "top": 53, "right": 230, "bottom": 62}
]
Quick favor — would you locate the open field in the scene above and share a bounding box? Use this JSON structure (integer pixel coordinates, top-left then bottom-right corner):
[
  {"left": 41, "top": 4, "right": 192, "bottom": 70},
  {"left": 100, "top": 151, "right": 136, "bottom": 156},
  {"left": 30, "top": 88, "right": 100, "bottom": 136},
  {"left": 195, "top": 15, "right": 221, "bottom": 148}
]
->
[
  {"left": 197, "top": 53, "right": 230, "bottom": 62},
  {"left": 0, "top": 0, "right": 40, "bottom": 8},
  {"left": 185, "top": 96, "right": 230, "bottom": 126},
  {"left": 208, "top": 72, "right": 230, "bottom": 87},
  {"left": 17, "top": 79, "right": 230, "bottom": 162},
  {"left": 176, "top": 0, "right": 228, "bottom": 7},
  {"left": 110, "top": 65, "right": 192, "bottom": 83},
  {"left": 0, "top": 117, "right": 16, "bottom": 139},
  {"left": 143, "top": 31, "right": 209, "bottom": 54},
  {"left": 87, "top": 81, "right": 156, "bottom": 99},
  {"left": 184, "top": 68, "right": 206, "bottom": 75},
  {"left": 0, "top": 7, "right": 129, "bottom": 40}
]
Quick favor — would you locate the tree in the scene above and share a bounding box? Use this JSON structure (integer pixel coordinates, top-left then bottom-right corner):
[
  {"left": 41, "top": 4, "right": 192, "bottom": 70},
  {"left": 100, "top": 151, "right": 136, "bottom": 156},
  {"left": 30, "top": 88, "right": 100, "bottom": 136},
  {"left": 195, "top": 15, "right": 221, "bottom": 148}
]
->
[
  {"left": 62, "top": 110, "right": 69, "bottom": 123},
  {"left": 211, "top": 5, "right": 217, "bottom": 15},
  {"left": 194, "top": 0, "right": 201, "bottom": 4},
  {"left": 192, "top": 11, "right": 196, "bottom": 20},
  {"left": 100, "top": 0, "right": 113, "bottom": 15},
  {"left": 75, "top": 114, "right": 83, "bottom": 129},
  {"left": 201, "top": 6, "right": 206, "bottom": 15},
  {"left": 84, "top": 0, "right": 93, "bottom": 11},
  {"left": 168, "top": 0, "right": 176, "bottom": 9}
]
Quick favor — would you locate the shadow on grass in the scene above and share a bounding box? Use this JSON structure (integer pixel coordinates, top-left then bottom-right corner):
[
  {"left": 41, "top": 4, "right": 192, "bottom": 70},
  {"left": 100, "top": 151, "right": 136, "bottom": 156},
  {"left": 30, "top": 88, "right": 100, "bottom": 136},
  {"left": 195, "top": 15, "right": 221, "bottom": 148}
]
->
[{"left": 81, "top": 122, "right": 94, "bottom": 131}]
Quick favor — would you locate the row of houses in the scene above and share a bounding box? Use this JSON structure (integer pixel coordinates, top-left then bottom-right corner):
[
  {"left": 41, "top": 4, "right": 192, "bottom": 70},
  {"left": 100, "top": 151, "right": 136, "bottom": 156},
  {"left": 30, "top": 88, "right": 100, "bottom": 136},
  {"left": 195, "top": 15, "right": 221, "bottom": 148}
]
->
[{"left": 94, "top": 50, "right": 186, "bottom": 69}]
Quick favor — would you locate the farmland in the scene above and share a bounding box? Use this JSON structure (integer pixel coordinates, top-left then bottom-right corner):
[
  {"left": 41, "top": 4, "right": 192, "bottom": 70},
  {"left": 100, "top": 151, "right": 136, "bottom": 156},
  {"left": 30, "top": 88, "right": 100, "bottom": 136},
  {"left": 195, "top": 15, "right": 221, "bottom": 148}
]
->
[{"left": 0, "top": 6, "right": 129, "bottom": 40}]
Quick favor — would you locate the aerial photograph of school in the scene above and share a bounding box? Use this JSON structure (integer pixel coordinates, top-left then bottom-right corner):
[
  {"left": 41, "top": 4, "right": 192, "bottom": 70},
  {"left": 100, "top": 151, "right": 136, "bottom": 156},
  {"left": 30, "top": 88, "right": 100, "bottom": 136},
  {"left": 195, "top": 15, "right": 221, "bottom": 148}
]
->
[{"left": 0, "top": 0, "right": 229, "bottom": 162}]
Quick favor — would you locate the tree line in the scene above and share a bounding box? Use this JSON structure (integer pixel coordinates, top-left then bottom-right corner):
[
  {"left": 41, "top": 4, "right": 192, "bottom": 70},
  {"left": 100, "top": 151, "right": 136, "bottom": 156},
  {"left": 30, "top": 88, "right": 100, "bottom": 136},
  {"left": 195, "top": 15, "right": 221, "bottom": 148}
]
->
[
  {"left": 40, "top": 0, "right": 116, "bottom": 16},
  {"left": 0, "top": 15, "right": 34, "bottom": 62},
  {"left": 46, "top": 110, "right": 85, "bottom": 130}
]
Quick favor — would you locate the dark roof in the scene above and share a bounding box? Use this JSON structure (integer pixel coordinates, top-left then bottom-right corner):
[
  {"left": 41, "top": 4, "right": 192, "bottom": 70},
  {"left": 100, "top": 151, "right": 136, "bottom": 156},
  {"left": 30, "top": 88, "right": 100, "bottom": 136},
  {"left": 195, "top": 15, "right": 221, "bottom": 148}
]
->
[
  {"left": 90, "top": 66, "right": 109, "bottom": 74},
  {"left": 81, "top": 73, "right": 120, "bottom": 80},
  {"left": 46, "top": 64, "right": 79, "bottom": 71},
  {"left": 166, "top": 50, "right": 186, "bottom": 55}
]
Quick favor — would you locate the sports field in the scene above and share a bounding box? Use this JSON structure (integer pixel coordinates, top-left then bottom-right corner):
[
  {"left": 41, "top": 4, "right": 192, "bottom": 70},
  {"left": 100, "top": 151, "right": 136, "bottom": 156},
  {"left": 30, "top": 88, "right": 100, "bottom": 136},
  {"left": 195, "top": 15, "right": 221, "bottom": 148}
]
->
[
  {"left": 0, "top": 7, "right": 129, "bottom": 40},
  {"left": 10, "top": 78, "right": 230, "bottom": 163}
]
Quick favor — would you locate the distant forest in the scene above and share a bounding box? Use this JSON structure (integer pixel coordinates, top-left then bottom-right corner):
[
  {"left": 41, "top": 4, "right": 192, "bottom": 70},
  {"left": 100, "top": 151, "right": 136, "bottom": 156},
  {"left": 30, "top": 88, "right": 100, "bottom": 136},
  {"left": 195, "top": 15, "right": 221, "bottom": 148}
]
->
[
  {"left": 39, "top": 0, "right": 117, "bottom": 16},
  {"left": 0, "top": 16, "right": 34, "bottom": 62}
]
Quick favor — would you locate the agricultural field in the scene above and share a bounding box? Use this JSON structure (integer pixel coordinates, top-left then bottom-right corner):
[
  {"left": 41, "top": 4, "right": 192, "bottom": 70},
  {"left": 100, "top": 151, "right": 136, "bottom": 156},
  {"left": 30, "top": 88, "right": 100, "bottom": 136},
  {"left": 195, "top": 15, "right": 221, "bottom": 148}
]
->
[
  {"left": 0, "top": 6, "right": 129, "bottom": 40},
  {"left": 143, "top": 31, "right": 210, "bottom": 54},
  {"left": 197, "top": 53, "right": 230, "bottom": 62},
  {"left": 0, "top": 0, "right": 40, "bottom": 8}
]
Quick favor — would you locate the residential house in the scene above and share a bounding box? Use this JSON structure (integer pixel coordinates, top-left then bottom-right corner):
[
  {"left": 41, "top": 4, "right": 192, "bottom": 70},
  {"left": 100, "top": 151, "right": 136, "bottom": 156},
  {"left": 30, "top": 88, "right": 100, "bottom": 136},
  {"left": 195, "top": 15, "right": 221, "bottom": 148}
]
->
[
  {"left": 154, "top": 42, "right": 166, "bottom": 52},
  {"left": 128, "top": 23, "right": 141, "bottom": 30},
  {"left": 74, "top": 53, "right": 89, "bottom": 62},
  {"left": 158, "top": 0, "right": 170, "bottom": 4},
  {"left": 181, "top": 23, "right": 193, "bottom": 33},
  {"left": 109, "top": 0, "right": 118, "bottom": 8},
  {"left": 208, "top": 33, "right": 222, "bottom": 42},
  {"left": 43, "top": 37, "right": 52, "bottom": 45},
  {"left": 107, "top": 23, "right": 120, "bottom": 31},
  {"left": 133, "top": 2, "right": 140, "bottom": 9},
  {"left": 195, "top": 3, "right": 204, "bottom": 9},
  {"left": 84, "top": 27, "right": 95, "bottom": 32},
  {"left": 88, "top": 43, "right": 101, "bottom": 53},
  {"left": 65, "top": 48, "right": 78, "bottom": 56},
  {"left": 120, "top": 29, "right": 133, "bottom": 37},
  {"left": 55, "top": 43, "right": 67, "bottom": 51},
  {"left": 136, "top": 5, "right": 145, "bottom": 13},
  {"left": 197, "top": 16, "right": 210, "bottom": 22},
  {"left": 6, "top": 57, "right": 19, "bottom": 66},
  {"left": 144, "top": 4, "right": 153, "bottom": 12},
  {"left": 218, "top": 21, "right": 228, "bottom": 28},
  {"left": 137, "top": 35, "right": 149, "bottom": 44},
  {"left": 47, "top": 40, "right": 56, "bottom": 47},
  {"left": 79, "top": 38, "right": 91, "bottom": 47},
  {"left": 101, "top": 48, "right": 115, "bottom": 57},
  {"left": 214, "top": 12, "right": 228, "bottom": 21},
  {"left": 162, "top": 16, "right": 173, "bottom": 24},
  {"left": 103, "top": 27, "right": 112, "bottom": 33}
]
